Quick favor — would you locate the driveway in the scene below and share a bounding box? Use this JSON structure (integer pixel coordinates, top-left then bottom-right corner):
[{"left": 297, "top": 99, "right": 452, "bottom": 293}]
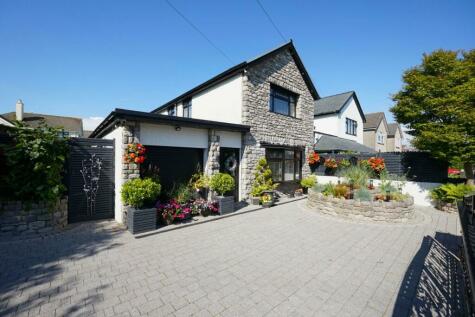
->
[{"left": 0, "top": 200, "right": 465, "bottom": 316}]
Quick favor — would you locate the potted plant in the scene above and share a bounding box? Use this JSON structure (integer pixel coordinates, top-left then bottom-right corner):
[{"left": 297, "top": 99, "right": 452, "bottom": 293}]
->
[
  {"left": 260, "top": 191, "right": 275, "bottom": 207},
  {"left": 209, "top": 173, "right": 235, "bottom": 215},
  {"left": 324, "top": 158, "right": 338, "bottom": 175},
  {"left": 250, "top": 158, "right": 278, "bottom": 205},
  {"left": 121, "top": 178, "right": 161, "bottom": 234},
  {"left": 300, "top": 175, "right": 317, "bottom": 194},
  {"left": 189, "top": 173, "right": 209, "bottom": 200},
  {"left": 307, "top": 151, "right": 320, "bottom": 173},
  {"left": 295, "top": 188, "right": 303, "bottom": 197}
]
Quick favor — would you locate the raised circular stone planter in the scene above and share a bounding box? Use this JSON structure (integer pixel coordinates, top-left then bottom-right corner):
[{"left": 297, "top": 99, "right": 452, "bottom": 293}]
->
[{"left": 307, "top": 189, "right": 415, "bottom": 223}]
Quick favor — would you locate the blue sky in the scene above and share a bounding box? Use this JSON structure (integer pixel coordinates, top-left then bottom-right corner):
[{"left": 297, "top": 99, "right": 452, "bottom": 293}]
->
[{"left": 0, "top": 0, "right": 474, "bottom": 130}]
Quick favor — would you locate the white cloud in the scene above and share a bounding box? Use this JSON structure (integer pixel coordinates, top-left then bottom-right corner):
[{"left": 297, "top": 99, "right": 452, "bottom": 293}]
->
[{"left": 82, "top": 117, "right": 104, "bottom": 131}]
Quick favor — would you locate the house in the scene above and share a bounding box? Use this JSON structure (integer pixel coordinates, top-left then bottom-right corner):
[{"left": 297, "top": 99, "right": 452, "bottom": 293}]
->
[
  {"left": 91, "top": 41, "right": 318, "bottom": 224},
  {"left": 363, "top": 112, "right": 389, "bottom": 152},
  {"left": 2, "top": 100, "right": 84, "bottom": 137},
  {"left": 313, "top": 91, "right": 374, "bottom": 153},
  {"left": 386, "top": 123, "right": 404, "bottom": 152},
  {"left": 0, "top": 115, "right": 14, "bottom": 128}
]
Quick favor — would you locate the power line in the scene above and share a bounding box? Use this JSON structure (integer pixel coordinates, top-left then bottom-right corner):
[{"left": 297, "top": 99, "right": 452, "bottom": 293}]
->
[
  {"left": 165, "top": 0, "right": 233, "bottom": 64},
  {"left": 255, "top": 0, "right": 286, "bottom": 42}
]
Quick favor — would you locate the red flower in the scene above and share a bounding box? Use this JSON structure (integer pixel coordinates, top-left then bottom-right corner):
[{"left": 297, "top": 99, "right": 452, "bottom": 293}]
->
[{"left": 307, "top": 152, "right": 320, "bottom": 165}]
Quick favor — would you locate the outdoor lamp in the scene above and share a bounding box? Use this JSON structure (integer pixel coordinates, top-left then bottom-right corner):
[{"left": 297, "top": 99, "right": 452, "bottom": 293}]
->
[
  {"left": 385, "top": 190, "right": 390, "bottom": 202},
  {"left": 369, "top": 179, "right": 373, "bottom": 188}
]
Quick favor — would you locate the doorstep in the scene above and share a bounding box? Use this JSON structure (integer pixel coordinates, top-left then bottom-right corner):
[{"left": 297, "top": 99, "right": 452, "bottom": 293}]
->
[{"left": 134, "top": 195, "right": 307, "bottom": 239}]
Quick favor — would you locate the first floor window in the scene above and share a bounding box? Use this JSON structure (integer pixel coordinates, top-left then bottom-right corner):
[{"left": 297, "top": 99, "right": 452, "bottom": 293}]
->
[
  {"left": 168, "top": 105, "right": 177, "bottom": 116},
  {"left": 269, "top": 85, "right": 297, "bottom": 117},
  {"left": 346, "top": 118, "right": 357, "bottom": 136},
  {"left": 183, "top": 99, "right": 192, "bottom": 118},
  {"left": 266, "top": 148, "right": 302, "bottom": 182}
]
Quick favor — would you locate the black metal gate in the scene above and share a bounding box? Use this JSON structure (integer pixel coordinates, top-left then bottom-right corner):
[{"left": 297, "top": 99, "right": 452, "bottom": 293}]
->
[{"left": 68, "top": 138, "right": 115, "bottom": 223}]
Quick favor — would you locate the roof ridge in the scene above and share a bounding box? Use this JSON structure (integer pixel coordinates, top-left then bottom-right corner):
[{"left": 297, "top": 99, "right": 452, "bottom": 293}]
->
[{"left": 318, "top": 91, "right": 354, "bottom": 99}]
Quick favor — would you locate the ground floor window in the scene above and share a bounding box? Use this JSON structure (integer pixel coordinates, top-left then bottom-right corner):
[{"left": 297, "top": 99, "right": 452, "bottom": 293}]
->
[{"left": 265, "top": 148, "right": 302, "bottom": 182}]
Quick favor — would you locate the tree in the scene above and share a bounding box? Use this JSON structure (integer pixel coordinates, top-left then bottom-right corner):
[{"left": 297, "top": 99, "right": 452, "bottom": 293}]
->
[{"left": 391, "top": 49, "right": 475, "bottom": 184}]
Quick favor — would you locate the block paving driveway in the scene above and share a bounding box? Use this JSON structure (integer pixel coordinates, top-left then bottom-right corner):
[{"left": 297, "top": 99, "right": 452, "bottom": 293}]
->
[{"left": 0, "top": 200, "right": 465, "bottom": 316}]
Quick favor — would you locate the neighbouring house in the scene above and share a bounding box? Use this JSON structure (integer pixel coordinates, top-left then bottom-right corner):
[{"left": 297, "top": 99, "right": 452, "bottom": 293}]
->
[
  {"left": 91, "top": 41, "right": 318, "bottom": 224},
  {"left": 363, "top": 112, "right": 389, "bottom": 152},
  {"left": 386, "top": 123, "right": 404, "bottom": 152},
  {"left": 313, "top": 91, "right": 373, "bottom": 153},
  {"left": 0, "top": 115, "right": 14, "bottom": 128},
  {"left": 2, "top": 100, "right": 84, "bottom": 137}
]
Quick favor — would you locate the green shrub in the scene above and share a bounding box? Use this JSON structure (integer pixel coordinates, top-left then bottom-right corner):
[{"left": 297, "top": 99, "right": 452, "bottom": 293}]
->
[
  {"left": 121, "top": 178, "right": 161, "bottom": 208},
  {"left": 169, "top": 183, "right": 193, "bottom": 204},
  {"left": 334, "top": 184, "right": 348, "bottom": 198},
  {"left": 390, "top": 192, "right": 409, "bottom": 202},
  {"left": 337, "top": 165, "right": 371, "bottom": 188},
  {"left": 354, "top": 188, "right": 372, "bottom": 201},
  {"left": 378, "top": 170, "right": 405, "bottom": 193},
  {"left": 209, "top": 173, "right": 235, "bottom": 196},
  {"left": 322, "top": 183, "right": 335, "bottom": 196},
  {"left": 300, "top": 175, "right": 317, "bottom": 188},
  {"left": 338, "top": 159, "right": 351, "bottom": 169},
  {"left": 251, "top": 158, "right": 277, "bottom": 197},
  {"left": 312, "top": 183, "right": 326, "bottom": 193},
  {"left": 430, "top": 183, "right": 475, "bottom": 203},
  {"left": 2, "top": 122, "right": 68, "bottom": 207}
]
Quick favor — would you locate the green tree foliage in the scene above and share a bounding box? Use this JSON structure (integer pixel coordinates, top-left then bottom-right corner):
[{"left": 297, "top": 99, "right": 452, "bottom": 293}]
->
[
  {"left": 2, "top": 122, "right": 69, "bottom": 207},
  {"left": 391, "top": 49, "right": 475, "bottom": 183},
  {"left": 250, "top": 158, "right": 277, "bottom": 197}
]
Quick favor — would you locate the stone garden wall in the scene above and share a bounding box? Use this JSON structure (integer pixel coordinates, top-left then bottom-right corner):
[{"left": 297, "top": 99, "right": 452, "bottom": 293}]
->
[
  {"left": 0, "top": 198, "right": 68, "bottom": 237},
  {"left": 307, "top": 189, "right": 415, "bottom": 222}
]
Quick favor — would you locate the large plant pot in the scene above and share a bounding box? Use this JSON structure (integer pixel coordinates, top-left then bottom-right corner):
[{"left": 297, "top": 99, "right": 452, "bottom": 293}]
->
[
  {"left": 250, "top": 196, "right": 260, "bottom": 205},
  {"left": 217, "top": 196, "right": 235, "bottom": 215},
  {"left": 261, "top": 191, "right": 275, "bottom": 208},
  {"left": 127, "top": 207, "right": 157, "bottom": 234}
]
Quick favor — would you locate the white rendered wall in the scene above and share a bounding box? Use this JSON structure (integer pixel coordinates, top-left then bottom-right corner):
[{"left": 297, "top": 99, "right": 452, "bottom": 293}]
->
[
  {"left": 140, "top": 123, "right": 208, "bottom": 148},
  {"left": 313, "top": 115, "right": 339, "bottom": 137},
  {"left": 314, "top": 175, "right": 440, "bottom": 207},
  {"left": 191, "top": 74, "right": 243, "bottom": 124},
  {"left": 103, "top": 126, "right": 124, "bottom": 223},
  {"left": 216, "top": 130, "right": 241, "bottom": 148}
]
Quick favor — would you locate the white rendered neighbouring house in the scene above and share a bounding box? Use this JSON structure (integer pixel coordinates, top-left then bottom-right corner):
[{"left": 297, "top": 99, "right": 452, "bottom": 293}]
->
[
  {"left": 313, "top": 91, "right": 375, "bottom": 153},
  {"left": 90, "top": 41, "right": 319, "bottom": 224}
]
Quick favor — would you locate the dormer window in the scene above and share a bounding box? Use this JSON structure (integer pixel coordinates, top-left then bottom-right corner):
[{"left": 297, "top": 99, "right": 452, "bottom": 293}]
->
[
  {"left": 183, "top": 99, "right": 192, "bottom": 118},
  {"left": 269, "top": 85, "right": 297, "bottom": 117},
  {"left": 168, "top": 105, "right": 177, "bottom": 116}
]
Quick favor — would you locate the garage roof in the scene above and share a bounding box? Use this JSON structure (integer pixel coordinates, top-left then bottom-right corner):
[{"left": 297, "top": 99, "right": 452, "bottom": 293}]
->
[{"left": 90, "top": 108, "right": 251, "bottom": 138}]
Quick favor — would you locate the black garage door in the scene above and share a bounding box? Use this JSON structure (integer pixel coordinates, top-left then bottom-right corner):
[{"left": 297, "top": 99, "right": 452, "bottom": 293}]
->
[{"left": 141, "top": 146, "right": 203, "bottom": 199}]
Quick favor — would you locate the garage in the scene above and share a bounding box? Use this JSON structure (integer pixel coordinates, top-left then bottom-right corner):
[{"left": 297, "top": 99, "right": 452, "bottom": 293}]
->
[{"left": 140, "top": 145, "right": 204, "bottom": 199}]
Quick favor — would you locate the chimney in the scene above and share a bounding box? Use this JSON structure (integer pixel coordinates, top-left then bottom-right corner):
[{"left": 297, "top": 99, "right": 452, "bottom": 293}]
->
[{"left": 16, "top": 99, "right": 24, "bottom": 121}]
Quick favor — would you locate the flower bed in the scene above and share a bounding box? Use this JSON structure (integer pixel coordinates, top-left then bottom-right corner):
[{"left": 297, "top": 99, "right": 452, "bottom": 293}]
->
[{"left": 307, "top": 189, "right": 415, "bottom": 222}]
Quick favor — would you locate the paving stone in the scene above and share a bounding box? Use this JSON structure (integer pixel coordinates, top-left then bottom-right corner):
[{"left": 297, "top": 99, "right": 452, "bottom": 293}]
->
[{"left": 0, "top": 202, "right": 465, "bottom": 317}]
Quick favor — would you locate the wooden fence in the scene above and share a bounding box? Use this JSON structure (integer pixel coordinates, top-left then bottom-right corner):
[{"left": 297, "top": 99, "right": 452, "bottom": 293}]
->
[{"left": 312, "top": 151, "right": 448, "bottom": 183}]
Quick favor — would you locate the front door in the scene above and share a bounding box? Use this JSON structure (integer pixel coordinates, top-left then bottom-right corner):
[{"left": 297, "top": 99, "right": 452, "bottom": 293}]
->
[{"left": 219, "top": 148, "right": 240, "bottom": 201}]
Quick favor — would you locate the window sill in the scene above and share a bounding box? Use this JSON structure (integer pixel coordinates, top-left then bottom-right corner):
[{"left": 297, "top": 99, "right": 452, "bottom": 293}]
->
[{"left": 268, "top": 111, "right": 302, "bottom": 120}]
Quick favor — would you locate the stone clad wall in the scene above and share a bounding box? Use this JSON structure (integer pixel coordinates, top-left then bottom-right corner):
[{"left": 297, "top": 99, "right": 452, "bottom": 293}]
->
[
  {"left": 121, "top": 123, "right": 141, "bottom": 225},
  {"left": 241, "top": 49, "right": 315, "bottom": 198},
  {"left": 307, "top": 189, "right": 415, "bottom": 222},
  {"left": 0, "top": 199, "right": 68, "bottom": 237}
]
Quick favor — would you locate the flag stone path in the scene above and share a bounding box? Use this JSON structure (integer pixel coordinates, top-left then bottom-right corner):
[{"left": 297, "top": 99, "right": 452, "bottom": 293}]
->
[{"left": 0, "top": 200, "right": 465, "bottom": 316}]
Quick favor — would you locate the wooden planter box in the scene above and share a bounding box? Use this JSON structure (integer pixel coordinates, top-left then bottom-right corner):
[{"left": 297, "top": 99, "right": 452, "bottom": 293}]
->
[
  {"left": 127, "top": 207, "right": 157, "bottom": 234},
  {"left": 217, "top": 196, "right": 234, "bottom": 215}
]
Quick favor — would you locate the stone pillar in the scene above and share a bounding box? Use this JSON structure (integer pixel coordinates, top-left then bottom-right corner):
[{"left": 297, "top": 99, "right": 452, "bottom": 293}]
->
[
  {"left": 121, "top": 122, "right": 141, "bottom": 224},
  {"left": 205, "top": 129, "right": 220, "bottom": 177}
]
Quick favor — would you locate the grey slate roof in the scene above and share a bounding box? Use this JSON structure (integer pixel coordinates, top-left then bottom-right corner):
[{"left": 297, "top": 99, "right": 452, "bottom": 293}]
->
[
  {"left": 314, "top": 91, "right": 354, "bottom": 116},
  {"left": 152, "top": 41, "right": 319, "bottom": 113},
  {"left": 387, "top": 123, "right": 401, "bottom": 137},
  {"left": 314, "top": 134, "right": 375, "bottom": 153},
  {"left": 363, "top": 112, "right": 385, "bottom": 130},
  {"left": 314, "top": 91, "right": 366, "bottom": 122},
  {"left": 3, "top": 112, "right": 83, "bottom": 133}
]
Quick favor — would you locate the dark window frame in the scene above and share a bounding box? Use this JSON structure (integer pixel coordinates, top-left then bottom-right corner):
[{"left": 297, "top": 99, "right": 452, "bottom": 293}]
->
[
  {"left": 168, "top": 105, "right": 177, "bottom": 116},
  {"left": 269, "top": 85, "right": 298, "bottom": 118},
  {"left": 345, "top": 118, "right": 357, "bottom": 136},
  {"left": 265, "top": 147, "right": 302, "bottom": 183},
  {"left": 183, "top": 99, "right": 192, "bottom": 118}
]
